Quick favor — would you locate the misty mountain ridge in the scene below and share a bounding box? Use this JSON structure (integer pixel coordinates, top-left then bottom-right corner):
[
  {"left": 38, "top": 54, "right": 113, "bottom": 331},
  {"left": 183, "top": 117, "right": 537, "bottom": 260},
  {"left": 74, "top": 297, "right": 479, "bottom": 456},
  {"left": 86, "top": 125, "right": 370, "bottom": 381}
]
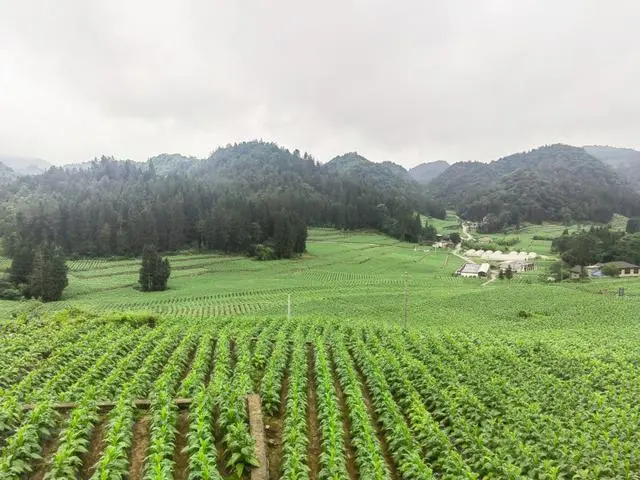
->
[
  {"left": 0, "top": 155, "right": 52, "bottom": 175},
  {"left": 409, "top": 161, "right": 450, "bottom": 185},
  {"left": 583, "top": 145, "right": 640, "bottom": 184}
]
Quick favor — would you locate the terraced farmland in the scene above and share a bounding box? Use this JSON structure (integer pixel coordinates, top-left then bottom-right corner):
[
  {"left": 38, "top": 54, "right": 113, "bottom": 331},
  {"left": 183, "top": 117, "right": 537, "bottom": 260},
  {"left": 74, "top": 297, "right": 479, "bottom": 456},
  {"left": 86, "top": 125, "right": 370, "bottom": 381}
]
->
[{"left": 2, "top": 309, "right": 640, "bottom": 479}]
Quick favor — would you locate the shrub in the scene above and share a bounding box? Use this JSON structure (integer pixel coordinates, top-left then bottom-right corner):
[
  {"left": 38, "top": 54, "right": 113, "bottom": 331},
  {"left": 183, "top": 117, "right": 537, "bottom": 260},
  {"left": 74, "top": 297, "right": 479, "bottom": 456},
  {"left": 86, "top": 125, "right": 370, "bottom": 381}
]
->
[
  {"left": 250, "top": 244, "right": 277, "bottom": 261},
  {"left": 601, "top": 264, "right": 619, "bottom": 277},
  {"left": 102, "top": 311, "right": 159, "bottom": 327},
  {"left": 532, "top": 235, "right": 556, "bottom": 241}
]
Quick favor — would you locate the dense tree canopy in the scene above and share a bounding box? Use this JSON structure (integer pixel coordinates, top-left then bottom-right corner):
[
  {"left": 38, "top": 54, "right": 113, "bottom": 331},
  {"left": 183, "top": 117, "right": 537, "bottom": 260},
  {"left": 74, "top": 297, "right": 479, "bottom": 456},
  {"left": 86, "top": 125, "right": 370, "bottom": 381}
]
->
[
  {"left": 0, "top": 142, "right": 442, "bottom": 260},
  {"left": 551, "top": 227, "right": 640, "bottom": 270},
  {"left": 427, "top": 145, "right": 640, "bottom": 230}
]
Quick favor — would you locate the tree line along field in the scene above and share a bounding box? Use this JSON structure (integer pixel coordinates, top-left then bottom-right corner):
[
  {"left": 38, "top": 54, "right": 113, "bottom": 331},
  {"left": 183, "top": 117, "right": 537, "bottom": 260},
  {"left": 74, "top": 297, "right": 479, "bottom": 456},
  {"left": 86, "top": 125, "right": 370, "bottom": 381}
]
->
[{"left": 2, "top": 307, "right": 640, "bottom": 479}]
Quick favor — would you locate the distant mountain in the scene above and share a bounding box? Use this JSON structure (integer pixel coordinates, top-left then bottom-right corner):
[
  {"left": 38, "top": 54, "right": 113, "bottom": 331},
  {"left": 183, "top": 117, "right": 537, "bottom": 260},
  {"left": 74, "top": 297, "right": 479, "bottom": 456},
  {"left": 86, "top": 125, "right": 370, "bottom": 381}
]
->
[
  {"left": 427, "top": 144, "right": 640, "bottom": 227},
  {"left": 584, "top": 145, "right": 640, "bottom": 185},
  {"left": 409, "top": 161, "right": 449, "bottom": 185},
  {"left": 0, "top": 155, "right": 51, "bottom": 175}
]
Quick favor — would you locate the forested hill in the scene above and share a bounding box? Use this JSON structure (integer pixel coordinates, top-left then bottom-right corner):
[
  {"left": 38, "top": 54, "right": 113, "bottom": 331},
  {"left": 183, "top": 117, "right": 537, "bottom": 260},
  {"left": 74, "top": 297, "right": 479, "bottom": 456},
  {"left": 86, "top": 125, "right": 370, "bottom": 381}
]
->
[
  {"left": 0, "top": 141, "right": 443, "bottom": 259},
  {"left": 427, "top": 144, "right": 640, "bottom": 228},
  {"left": 584, "top": 145, "right": 640, "bottom": 186},
  {"left": 324, "top": 153, "right": 419, "bottom": 201},
  {"left": 409, "top": 161, "right": 450, "bottom": 185}
]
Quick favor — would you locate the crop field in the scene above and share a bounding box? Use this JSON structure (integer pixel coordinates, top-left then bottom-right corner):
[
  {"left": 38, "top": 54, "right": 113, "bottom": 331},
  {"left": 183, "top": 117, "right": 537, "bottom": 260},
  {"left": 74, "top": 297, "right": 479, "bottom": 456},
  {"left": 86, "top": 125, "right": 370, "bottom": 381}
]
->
[
  {"left": 1, "top": 229, "right": 491, "bottom": 321},
  {"left": 2, "top": 228, "right": 640, "bottom": 478},
  {"left": 2, "top": 227, "right": 640, "bottom": 322},
  {"left": 2, "top": 303, "right": 640, "bottom": 479},
  {"left": 0, "top": 229, "right": 640, "bottom": 480},
  {"left": 422, "top": 212, "right": 461, "bottom": 232}
]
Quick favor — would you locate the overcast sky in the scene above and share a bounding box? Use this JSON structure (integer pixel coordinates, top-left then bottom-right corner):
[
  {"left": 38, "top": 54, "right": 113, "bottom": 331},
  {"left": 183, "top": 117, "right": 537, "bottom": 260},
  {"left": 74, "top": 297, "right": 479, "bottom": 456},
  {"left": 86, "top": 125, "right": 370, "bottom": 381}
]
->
[{"left": 1, "top": 1, "right": 639, "bottom": 167}]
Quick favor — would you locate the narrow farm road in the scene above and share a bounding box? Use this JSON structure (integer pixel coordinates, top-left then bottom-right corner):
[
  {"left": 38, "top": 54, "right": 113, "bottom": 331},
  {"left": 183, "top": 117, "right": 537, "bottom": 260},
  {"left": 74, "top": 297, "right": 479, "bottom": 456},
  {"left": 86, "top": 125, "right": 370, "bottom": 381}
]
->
[
  {"left": 452, "top": 251, "right": 475, "bottom": 264},
  {"left": 461, "top": 222, "right": 473, "bottom": 241},
  {"left": 481, "top": 275, "right": 497, "bottom": 287}
]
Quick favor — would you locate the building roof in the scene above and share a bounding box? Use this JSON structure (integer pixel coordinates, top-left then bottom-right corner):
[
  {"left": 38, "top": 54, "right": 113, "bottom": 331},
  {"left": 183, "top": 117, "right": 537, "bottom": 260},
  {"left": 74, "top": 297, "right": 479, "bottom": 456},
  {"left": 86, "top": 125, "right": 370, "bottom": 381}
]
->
[
  {"left": 478, "top": 263, "right": 490, "bottom": 274},
  {"left": 570, "top": 266, "right": 583, "bottom": 273},
  {"left": 604, "top": 261, "right": 639, "bottom": 269},
  {"left": 499, "top": 260, "right": 530, "bottom": 268},
  {"left": 457, "top": 263, "right": 480, "bottom": 274}
]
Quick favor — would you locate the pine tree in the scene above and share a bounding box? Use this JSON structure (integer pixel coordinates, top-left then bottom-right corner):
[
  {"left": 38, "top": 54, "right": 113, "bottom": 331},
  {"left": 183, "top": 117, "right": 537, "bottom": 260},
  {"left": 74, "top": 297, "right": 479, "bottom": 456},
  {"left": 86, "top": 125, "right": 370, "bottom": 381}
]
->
[
  {"left": 139, "top": 244, "right": 171, "bottom": 291},
  {"left": 9, "top": 245, "right": 34, "bottom": 286},
  {"left": 27, "top": 242, "right": 68, "bottom": 301},
  {"left": 273, "top": 210, "right": 294, "bottom": 259}
]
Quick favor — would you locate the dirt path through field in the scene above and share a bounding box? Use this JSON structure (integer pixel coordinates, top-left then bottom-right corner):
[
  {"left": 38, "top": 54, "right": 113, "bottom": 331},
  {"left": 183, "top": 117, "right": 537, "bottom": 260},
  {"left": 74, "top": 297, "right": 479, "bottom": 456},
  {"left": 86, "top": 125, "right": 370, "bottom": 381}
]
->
[
  {"left": 128, "top": 414, "right": 151, "bottom": 480},
  {"left": 172, "top": 411, "right": 190, "bottom": 480},
  {"left": 29, "top": 412, "right": 68, "bottom": 480},
  {"left": 265, "top": 361, "right": 289, "bottom": 480},
  {"left": 80, "top": 417, "right": 107, "bottom": 479}
]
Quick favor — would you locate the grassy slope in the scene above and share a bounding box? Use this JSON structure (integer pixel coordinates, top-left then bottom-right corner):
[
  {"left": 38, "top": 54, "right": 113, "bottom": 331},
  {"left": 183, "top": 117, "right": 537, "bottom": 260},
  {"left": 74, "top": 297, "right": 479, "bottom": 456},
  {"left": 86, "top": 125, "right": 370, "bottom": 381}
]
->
[
  {"left": 422, "top": 211, "right": 461, "bottom": 232},
  {"left": 1, "top": 226, "right": 639, "bottom": 326}
]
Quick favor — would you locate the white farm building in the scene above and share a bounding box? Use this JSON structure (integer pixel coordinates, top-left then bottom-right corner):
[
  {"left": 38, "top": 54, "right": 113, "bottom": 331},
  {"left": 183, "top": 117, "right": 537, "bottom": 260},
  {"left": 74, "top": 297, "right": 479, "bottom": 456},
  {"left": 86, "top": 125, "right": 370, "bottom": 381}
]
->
[{"left": 456, "top": 263, "right": 490, "bottom": 278}]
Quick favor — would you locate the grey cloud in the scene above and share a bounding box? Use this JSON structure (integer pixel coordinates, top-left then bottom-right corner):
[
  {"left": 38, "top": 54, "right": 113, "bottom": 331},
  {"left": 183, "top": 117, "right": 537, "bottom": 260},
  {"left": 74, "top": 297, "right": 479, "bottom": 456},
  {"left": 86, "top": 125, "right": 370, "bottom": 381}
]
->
[{"left": 0, "top": 0, "right": 638, "bottom": 166}]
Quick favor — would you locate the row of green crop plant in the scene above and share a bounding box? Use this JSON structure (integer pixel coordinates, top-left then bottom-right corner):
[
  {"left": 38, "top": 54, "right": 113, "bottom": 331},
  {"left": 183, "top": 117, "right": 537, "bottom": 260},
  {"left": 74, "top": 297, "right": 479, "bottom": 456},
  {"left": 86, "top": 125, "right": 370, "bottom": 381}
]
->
[
  {"left": 346, "top": 329, "right": 432, "bottom": 479},
  {"left": 280, "top": 326, "right": 309, "bottom": 478},
  {"left": 90, "top": 327, "right": 184, "bottom": 479},
  {"left": 4, "top": 313, "right": 640, "bottom": 478},
  {"left": 0, "top": 323, "right": 163, "bottom": 478}
]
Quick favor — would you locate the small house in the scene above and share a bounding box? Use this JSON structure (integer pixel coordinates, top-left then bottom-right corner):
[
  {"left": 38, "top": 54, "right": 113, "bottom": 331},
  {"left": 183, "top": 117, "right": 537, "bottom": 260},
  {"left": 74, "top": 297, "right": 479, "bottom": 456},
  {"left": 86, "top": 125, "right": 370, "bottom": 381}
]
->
[
  {"left": 456, "top": 263, "right": 490, "bottom": 278},
  {"left": 602, "top": 261, "right": 640, "bottom": 277},
  {"left": 571, "top": 264, "right": 621, "bottom": 279}
]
